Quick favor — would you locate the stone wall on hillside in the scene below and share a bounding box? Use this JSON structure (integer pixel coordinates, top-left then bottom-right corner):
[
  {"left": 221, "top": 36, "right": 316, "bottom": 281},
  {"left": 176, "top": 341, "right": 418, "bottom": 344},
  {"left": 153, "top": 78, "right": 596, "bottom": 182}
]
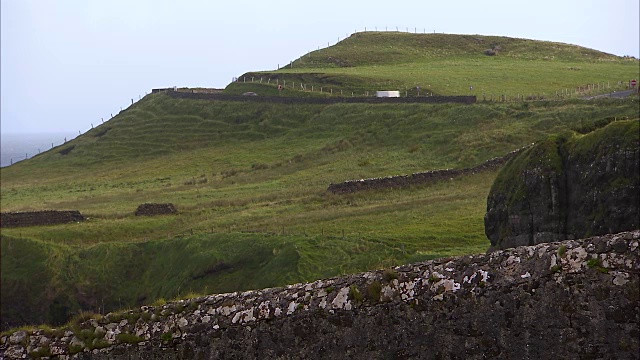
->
[
  {"left": 485, "top": 120, "right": 639, "bottom": 250},
  {"left": 134, "top": 203, "right": 177, "bottom": 216},
  {"left": 328, "top": 146, "right": 530, "bottom": 194},
  {"left": 2, "top": 231, "right": 638, "bottom": 359},
  {"left": 0, "top": 211, "right": 85, "bottom": 228},
  {"left": 163, "top": 89, "right": 477, "bottom": 104}
]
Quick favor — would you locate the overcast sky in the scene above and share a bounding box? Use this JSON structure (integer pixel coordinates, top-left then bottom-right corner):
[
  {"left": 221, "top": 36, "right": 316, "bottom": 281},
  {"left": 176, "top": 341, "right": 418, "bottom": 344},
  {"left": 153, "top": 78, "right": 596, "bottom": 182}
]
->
[{"left": 1, "top": 0, "right": 639, "bottom": 134}]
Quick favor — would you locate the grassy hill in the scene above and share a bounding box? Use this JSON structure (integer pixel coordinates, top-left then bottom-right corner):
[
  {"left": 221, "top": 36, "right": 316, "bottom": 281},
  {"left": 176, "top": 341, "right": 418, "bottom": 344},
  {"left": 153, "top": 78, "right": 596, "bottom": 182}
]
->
[
  {"left": 228, "top": 32, "right": 639, "bottom": 98},
  {"left": 1, "top": 32, "right": 639, "bottom": 331}
]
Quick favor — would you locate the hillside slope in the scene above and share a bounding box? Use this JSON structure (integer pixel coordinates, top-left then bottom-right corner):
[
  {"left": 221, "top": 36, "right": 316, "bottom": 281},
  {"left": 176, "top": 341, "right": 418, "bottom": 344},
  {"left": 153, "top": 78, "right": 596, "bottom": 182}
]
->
[
  {"left": 2, "top": 94, "right": 638, "bottom": 330},
  {"left": 229, "top": 32, "right": 639, "bottom": 98},
  {"left": 1, "top": 32, "right": 639, "bottom": 331}
]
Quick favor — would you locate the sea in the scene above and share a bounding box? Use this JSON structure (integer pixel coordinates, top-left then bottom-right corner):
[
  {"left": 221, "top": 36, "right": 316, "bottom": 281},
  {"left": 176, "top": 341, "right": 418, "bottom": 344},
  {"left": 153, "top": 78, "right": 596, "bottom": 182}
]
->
[{"left": 1, "top": 132, "right": 77, "bottom": 168}]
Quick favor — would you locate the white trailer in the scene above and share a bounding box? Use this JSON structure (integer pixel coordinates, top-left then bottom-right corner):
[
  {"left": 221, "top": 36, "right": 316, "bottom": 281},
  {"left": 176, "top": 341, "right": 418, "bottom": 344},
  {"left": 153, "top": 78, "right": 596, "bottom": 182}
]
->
[{"left": 376, "top": 91, "right": 400, "bottom": 97}]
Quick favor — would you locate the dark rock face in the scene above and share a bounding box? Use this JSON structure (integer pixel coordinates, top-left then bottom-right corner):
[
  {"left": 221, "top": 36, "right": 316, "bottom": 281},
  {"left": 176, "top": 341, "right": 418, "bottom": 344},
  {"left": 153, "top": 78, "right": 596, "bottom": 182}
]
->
[
  {"left": 2, "top": 231, "right": 638, "bottom": 359},
  {"left": 485, "top": 120, "right": 639, "bottom": 250},
  {"left": 0, "top": 210, "right": 85, "bottom": 228},
  {"left": 134, "top": 203, "right": 177, "bottom": 216}
]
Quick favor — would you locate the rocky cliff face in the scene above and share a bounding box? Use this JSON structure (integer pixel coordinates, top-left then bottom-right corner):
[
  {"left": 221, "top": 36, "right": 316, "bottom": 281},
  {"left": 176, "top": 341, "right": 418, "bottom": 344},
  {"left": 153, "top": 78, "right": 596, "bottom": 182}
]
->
[
  {"left": 485, "top": 120, "right": 639, "bottom": 250},
  {"left": 2, "top": 231, "right": 638, "bottom": 359}
]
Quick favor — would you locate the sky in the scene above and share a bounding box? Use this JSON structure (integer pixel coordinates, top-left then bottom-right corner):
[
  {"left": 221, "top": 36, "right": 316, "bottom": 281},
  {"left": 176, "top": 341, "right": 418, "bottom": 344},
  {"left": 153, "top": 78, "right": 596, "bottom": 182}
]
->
[{"left": 1, "top": 0, "right": 639, "bottom": 134}]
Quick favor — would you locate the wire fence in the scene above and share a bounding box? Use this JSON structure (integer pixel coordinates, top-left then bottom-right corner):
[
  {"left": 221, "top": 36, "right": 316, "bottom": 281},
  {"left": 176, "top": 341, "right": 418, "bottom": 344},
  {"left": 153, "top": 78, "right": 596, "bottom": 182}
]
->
[{"left": 233, "top": 74, "right": 637, "bottom": 101}]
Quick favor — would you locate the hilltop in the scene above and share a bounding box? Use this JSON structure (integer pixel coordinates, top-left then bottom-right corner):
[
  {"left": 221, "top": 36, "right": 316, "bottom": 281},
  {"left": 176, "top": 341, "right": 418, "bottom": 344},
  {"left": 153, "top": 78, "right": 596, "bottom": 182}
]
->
[
  {"left": 1, "top": 32, "right": 639, "bottom": 331},
  {"left": 228, "top": 32, "right": 639, "bottom": 98}
]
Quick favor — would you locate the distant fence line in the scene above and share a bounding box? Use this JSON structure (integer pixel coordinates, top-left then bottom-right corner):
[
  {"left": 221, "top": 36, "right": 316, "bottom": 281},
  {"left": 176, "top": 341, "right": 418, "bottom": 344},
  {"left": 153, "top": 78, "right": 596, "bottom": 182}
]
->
[{"left": 232, "top": 74, "right": 637, "bottom": 103}]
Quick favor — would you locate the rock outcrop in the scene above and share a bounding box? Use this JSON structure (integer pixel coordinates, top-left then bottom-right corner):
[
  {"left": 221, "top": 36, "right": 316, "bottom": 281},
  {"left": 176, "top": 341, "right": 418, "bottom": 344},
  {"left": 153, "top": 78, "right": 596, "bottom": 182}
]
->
[
  {"left": 2, "top": 231, "right": 638, "bottom": 359},
  {"left": 485, "top": 120, "right": 639, "bottom": 250}
]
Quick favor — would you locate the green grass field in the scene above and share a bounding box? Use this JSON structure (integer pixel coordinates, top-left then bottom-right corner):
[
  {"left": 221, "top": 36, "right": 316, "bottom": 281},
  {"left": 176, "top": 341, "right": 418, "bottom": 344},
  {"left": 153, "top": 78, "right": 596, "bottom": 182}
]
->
[
  {"left": 1, "top": 32, "right": 639, "bottom": 331},
  {"left": 232, "top": 32, "right": 639, "bottom": 98}
]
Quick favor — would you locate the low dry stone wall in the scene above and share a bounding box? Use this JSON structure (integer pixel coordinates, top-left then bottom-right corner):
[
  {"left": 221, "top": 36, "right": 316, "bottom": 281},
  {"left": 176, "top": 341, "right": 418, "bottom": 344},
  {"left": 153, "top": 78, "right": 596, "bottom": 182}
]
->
[
  {"left": 164, "top": 89, "right": 476, "bottom": 105},
  {"left": 0, "top": 211, "right": 84, "bottom": 228},
  {"left": 2, "top": 231, "right": 638, "bottom": 359},
  {"left": 134, "top": 203, "right": 178, "bottom": 216},
  {"left": 328, "top": 146, "right": 530, "bottom": 194}
]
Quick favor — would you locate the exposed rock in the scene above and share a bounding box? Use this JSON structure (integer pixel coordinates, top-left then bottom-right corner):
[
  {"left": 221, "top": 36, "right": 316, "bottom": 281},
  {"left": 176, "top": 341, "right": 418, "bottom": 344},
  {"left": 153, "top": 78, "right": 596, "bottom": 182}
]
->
[
  {"left": 1, "top": 231, "right": 638, "bottom": 359},
  {"left": 485, "top": 120, "right": 639, "bottom": 250}
]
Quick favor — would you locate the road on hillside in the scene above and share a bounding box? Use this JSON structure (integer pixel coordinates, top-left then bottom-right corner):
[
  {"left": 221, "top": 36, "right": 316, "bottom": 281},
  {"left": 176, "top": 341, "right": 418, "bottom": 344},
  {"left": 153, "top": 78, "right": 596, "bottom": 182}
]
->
[{"left": 583, "top": 89, "right": 638, "bottom": 99}]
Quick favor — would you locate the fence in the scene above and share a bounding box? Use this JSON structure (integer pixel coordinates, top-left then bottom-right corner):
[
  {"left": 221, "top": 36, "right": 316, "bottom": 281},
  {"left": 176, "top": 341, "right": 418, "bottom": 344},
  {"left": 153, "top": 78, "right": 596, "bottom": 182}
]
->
[{"left": 233, "top": 74, "right": 637, "bottom": 103}]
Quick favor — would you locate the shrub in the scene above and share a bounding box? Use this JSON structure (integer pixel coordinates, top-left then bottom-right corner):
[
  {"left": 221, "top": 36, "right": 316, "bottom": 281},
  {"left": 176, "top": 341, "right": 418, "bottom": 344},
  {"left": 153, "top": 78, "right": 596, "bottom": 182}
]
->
[
  {"left": 68, "top": 344, "right": 84, "bottom": 355},
  {"left": 557, "top": 245, "right": 567, "bottom": 257},
  {"left": 587, "top": 258, "right": 608, "bottom": 273},
  {"left": 68, "top": 311, "right": 102, "bottom": 331},
  {"left": 366, "top": 281, "right": 382, "bottom": 301},
  {"left": 348, "top": 284, "right": 363, "bottom": 304},
  {"left": 382, "top": 269, "right": 398, "bottom": 282},
  {"left": 116, "top": 333, "right": 144, "bottom": 344},
  {"left": 151, "top": 298, "right": 167, "bottom": 307},
  {"left": 29, "top": 346, "right": 52, "bottom": 358}
]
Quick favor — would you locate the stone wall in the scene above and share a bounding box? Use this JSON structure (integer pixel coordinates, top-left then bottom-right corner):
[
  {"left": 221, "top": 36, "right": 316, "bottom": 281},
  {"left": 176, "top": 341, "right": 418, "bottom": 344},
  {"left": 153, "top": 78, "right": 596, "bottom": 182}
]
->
[
  {"left": 2, "top": 231, "right": 638, "bottom": 359},
  {"left": 152, "top": 88, "right": 223, "bottom": 94},
  {"left": 164, "top": 89, "right": 476, "bottom": 105},
  {"left": 134, "top": 203, "right": 178, "bottom": 216},
  {"left": 328, "top": 146, "right": 529, "bottom": 194},
  {"left": 0, "top": 211, "right": 85, "bottom": 228}
]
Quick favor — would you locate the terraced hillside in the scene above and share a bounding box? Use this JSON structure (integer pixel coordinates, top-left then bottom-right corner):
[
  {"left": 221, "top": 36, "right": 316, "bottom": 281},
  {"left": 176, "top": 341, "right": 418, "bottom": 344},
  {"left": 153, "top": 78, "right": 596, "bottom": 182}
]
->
[
  {"left": 1, "top": 32, "right": 639, "bottom": 331},
  {"left": 228, "top": 32, "right": 639, "bottom": 98}
]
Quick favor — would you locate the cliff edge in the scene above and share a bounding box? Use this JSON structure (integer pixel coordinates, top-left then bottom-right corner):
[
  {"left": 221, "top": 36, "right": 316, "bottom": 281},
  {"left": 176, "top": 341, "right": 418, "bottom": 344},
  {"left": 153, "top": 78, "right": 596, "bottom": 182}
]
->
[{"left": 485, "top": 120, "right": 639, "bottom": 250}]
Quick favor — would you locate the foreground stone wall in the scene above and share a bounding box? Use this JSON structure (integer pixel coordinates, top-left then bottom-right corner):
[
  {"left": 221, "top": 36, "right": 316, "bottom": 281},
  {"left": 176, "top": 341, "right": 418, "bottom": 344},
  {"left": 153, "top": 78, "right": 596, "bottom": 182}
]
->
[
  {"left": 0, "top": 211, "right": 85, "bottom": 228},
  {"left": 2, "top": 231, "right": 638, "bottom": 359},
  {"left": 328, "top": 146, "right": 529, "bottom": 194}
]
